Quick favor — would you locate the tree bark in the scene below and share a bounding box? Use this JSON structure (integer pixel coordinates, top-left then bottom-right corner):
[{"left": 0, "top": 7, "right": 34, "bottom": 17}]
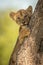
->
[{"left": 9, "top": 0, "right": 43, "bottom": 65}]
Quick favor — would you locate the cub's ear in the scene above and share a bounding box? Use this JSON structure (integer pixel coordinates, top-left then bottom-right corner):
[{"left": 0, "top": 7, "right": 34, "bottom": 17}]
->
[
  {"left": 26, "top": 6, "right": 32, "bottom": 17},
  {"left": 27, "top": 6, "right": 32, "bottom": 12},
  {"left": 9, "top": 12, "right": 16, "bottom": 20}
]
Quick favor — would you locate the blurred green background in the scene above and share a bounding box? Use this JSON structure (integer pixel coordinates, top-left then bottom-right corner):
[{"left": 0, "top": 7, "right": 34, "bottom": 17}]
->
[{"left": 0, "top": 10, "right": 19, "bottom": 65}]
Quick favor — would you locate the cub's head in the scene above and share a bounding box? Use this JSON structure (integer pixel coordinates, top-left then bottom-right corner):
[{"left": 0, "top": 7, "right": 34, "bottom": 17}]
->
[{"left": 10, "top": 6, "right": 32, "bottom": 26}]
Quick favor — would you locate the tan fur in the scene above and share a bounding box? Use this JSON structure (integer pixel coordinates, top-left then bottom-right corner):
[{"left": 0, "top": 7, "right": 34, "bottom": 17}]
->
[
  {"left": 9, "top": 6, "right": 32, "bottom": 65},
  {"left": 10, "top": 6, "right": 32, "bottom": 44}
]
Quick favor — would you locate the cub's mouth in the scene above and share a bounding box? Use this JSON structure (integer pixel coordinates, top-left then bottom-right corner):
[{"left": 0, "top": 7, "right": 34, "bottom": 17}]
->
[
  {"left": 16, "top": 19, "right": 29, "bottom": 26},
  {"left": 17, "top": 21, "right": 28, "bottom": 26}
]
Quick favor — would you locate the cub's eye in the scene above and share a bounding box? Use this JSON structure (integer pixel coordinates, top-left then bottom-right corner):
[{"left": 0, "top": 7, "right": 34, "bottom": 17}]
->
[{"left": 17, "top": 17, "right": 20, "bottom": 19}]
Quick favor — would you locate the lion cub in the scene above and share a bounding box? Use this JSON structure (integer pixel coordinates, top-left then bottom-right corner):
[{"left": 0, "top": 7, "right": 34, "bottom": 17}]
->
[
  {"left": 10, "top": 6, "right": 32, "bottom": 44},
  {"left": 9, "top": 6, "right": 32, "bottom": 65}
]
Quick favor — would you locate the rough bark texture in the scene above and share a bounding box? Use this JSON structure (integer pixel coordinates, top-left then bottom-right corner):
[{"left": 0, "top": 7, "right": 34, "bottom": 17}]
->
[{"left": 9, "top": 0, "right": 43, "bottom": 65}]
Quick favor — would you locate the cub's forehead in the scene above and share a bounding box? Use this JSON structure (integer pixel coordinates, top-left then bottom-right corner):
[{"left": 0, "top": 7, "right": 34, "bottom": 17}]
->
[
  {"left": 16, "top": 9, "right": 27, "bottom": 16},
  {"left": 17, "top": 9, "right": 25, "bottom": 13}
]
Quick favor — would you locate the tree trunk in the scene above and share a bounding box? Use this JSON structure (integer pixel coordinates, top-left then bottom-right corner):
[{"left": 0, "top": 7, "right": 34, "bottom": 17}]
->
[{"left": 9, "top": 0, "right": 43, "bottom": 65}]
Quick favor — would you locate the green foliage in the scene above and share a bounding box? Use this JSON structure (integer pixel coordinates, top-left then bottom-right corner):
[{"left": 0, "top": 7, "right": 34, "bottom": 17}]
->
[{"left": 0, "top": 11, "right": 19, "bottom": 65}]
